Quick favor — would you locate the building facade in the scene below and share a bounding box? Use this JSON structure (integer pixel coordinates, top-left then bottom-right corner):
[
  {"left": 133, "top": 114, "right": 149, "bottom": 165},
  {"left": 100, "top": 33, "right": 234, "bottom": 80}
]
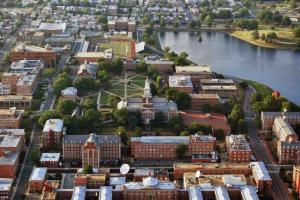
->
[
  {"left": 63, "top": 133, "right": 121, "bottom": 168},
  {"left": 42, "top": 119, "right": 66, "bottom": 147},
  {"left": 131, "top": 135, "right": 216, "bottom": 160},
  {"left": 226, "top": 134, "right": 252, "bottom": 163}
]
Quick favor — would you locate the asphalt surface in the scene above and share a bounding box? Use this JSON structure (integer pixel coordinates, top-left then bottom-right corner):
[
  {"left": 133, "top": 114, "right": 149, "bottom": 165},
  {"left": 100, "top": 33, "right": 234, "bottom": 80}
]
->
[{"left": 243, "top": 86, "right": 291, "bottom": 200}]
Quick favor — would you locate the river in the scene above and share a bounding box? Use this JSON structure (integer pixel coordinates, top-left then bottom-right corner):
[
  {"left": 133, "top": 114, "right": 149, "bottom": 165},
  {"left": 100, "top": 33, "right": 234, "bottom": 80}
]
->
[{"left": 159, "top": 31, "right": 300, "bottom": 104}]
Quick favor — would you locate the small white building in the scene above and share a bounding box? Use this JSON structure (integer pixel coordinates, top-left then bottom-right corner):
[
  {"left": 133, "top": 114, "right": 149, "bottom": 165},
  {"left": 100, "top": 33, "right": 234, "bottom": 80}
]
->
[
  {"left": 61, "top": 87, "right": 78, "bottom": 102},
  {"left": 40, "top": 153, "right": 60, "bottom": 167}
]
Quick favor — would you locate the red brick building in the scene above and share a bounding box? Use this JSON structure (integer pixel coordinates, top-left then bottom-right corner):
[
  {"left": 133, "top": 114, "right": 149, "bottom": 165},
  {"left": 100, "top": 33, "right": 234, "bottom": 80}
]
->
[
  {"left": 63, "top": 133, "right": 121, "bottom": 168},
  {"left": 180, "top": 112, "right": 231, "bottom": 135},
  {"left": 131, "top": 135, "right": 216, "bottom": 160},
  {"left": 1, "top": 73, "right": 22, "bottom": 93},
  {"left": 189, "top": 94, "right": 220, "bottom": 110},
  {"left": 29, "top": 167, "right": 47, "bottom": 193},
  {"left": 226, "top": 134, "right": 252, "bottom": 163},
  {"left": 0, "top": 108, "right": 23, "bottom": 129},
  {"left": 11, "top": 44, "right": 57, "bottom": 67},
  {"left": 42, "top": 119, "right": 65, "bottom": 147},
  {"left": 293, "top": 165, "right": 300, "bottom": 198}
]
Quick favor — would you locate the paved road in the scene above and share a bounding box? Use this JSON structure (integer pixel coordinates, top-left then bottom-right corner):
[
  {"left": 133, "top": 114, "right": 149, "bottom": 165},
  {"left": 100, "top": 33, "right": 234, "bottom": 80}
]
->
[{"left": 243, "top": 86, "right": 291, "bottom": 200}]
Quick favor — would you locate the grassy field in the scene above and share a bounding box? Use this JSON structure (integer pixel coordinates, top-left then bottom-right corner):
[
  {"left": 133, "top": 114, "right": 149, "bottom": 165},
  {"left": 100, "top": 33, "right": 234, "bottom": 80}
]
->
[
  {"left": 100, "top": 75, "right": 146, "bottom": 105},
  {"left": 242, "top": 79, "right": 273, "bottom": 97},
  {"left": 100, "top": 41, "right": 132, "bottom": 58},
  {"left": 231, "top": 27, "right": 298, "bottom": 49}
]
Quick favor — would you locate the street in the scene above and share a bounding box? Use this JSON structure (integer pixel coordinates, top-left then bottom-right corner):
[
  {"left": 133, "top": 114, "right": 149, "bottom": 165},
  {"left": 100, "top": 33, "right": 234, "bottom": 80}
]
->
[{"left": 243, "top": 86, "right": 291, "bottom": 200}]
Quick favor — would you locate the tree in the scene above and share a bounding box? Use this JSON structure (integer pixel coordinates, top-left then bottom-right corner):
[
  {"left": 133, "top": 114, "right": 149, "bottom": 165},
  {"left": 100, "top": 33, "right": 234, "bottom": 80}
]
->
[
  {"left": 204, "top": 15, "right": 213, "bottom": 27},
  {"left": 160, "top": 17, "right": 166, "bottom": 28},
  {"left": 180, "top": 131, "right": 190, "bottom": 136},
  {"left": 237, "top": 119, "right": 248, "bottom": 133},
  {"left": 29, "top": 149, "right": 40, "bottom": 163},
  {"left": 136, "top": 60, "right": 148, "bottom": 73},
  {"left": 251, "top": 30, "right": 260, "bottom": 40},
  {"left": 43, "top": 68, "right": 55, "bottom": 79},
  {"left": 173, "top": 20, "right": 179, "bottom": 28},
  {"left": 294, "top": 28, "right": 300, "bottom": 38},
  {"left": 112, "top": 58, "right": 123, "bottom": 75},
  {"left": 202, "top": 103, "right": 212, "bottom": 113},
  {"left": 176, "top": 144, "right": 188, "bottom": 159},
  {"left": 63, "top": 115, "right": 81, "bottom": 134},
  {"left": 97, "top": 15, "right": 108, "bottom": 24},
  {"left": 108, "top": 95, "right": 121, "bottom": 108},
  {"left": 74, "top": 77, "right": 96, "bottom": 95},
  {"left": 281, "top": 16, "right": 291, "bottom": 26},
  {"left": 113, "top": 108, "right": 129, "bottom": 125},
  {"left": 83, "top": 109, "right": 101, "bottom": 125},
  {"left": 117, "top": 126, "right": 128, "bottom": 145},
  {"left": 82, "top": 98, "right": 96, "bottom": 110},
  {"left": 261, "top": 33, "right": 266, "bottom": 40},
  {"left": 38, "top": 110, "right": 61, "bottom": 126},
  {"left": 83, "top": 165, "right": 93, "bottom": 174},
  {"left": 239, "top": 81, "right": 248, "bottom": 90},
  {"left": 151, "top": 112, "right": 165, "bottom": 127},
  {"left": 165, "top": 88, "right": 191, "bottom": 110},
  {"left": 56, "top": 99, "right": 77, "bottom": 115},
  {"left": 53, "top": 73, "right": 72, "bottom": 94},
  {"left": 189, "top": 20, "right": 196, "bottom": 29},
  {"left": 238, "top": 8, "right": 249, "bottom": 17},
  {"left": 2, "top": 52, "right": 10, "bottom": 65}
]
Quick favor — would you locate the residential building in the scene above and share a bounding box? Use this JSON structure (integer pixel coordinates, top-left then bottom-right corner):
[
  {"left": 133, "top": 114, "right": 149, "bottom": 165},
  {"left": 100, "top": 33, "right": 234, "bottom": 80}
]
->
[
  {"left": 40, "top": 153, "right": 60, "bottom": 167},
  {"left": 0, "top": 83, "right": 11, "bottom": 96},
  {"left": 42, "top": 119, "right": 66, "bottom": 147},
  {"left": 63, "top": 133, "right": 121, "bottom": 168},
  {"left": 0, "top": 95, "right": 32, "bottom": 109},
  {"left": 122, "top": 177, "right": 178, "bottom": 200},
  {"left": 108, "top": 5, "right": 118, "bottom": 15},
  {"left": 0, "top": 107, "right": 23, "bottom": 129},
  {"left": 17, "top": 31, "right": 45, "bottom": 45},
  {"left": 74, "top": 174, "right": 106, "bottom": 189},
  {"left": 38, "top": 23, "right": 67, "bottom": 36},
  {"left": 0, "top": 178, "right": 13, "bottom": 200},
  {"left": 108, "top": 18, "right": 136, "bottom": 32},
  {"left": 29, "top": 167, "right": 47, "bottom": 193},
  {"left": 61, "top": 87, "right": 78, "bottom": 102},
  {"left": 189, "top": 94, "right": 220, "bottom": 110},
  {"left": 250, "top": 162, "right": 272, "bottom": 193},
  {"left": 10, "top": 59, "right": 44, "bottom": 74},
  {"left": 293, "top": 165, "right": 300, "bottom": 198},
  {"left": 175, "top": 65, "right": 213, "bottom": 85},
  {"left": 131, "top": 134, "right": 216, "bottom": 160},
  {"left": 145, "top": 59, "right": 174, "bottom": 74},
  {"left": 1, "top": 72, "right": 22, "bottom": 93},
  {"left": 42, "top": 180, "right": 59, "bottom": 200},
  {"left": 16, "top": 72, "right": 38, "bottom": 96},
  {"left": 118, "top": 78, "right": 178, "bottom": 122},
  {"left": 200, "top": 85, "right": 238, "bottom": 98},
  {"left": 199, "top": 79, "right": 235, "bottom": 86},
  {"left": 261, "top": 111, "right": 300, "bottom": 164},
  {"left": 168, "top": 75, "right": 193, "bottom": 93},
  {"left": 11, "top": 43, "right": 57, "bottom": 67},
  {"left": 0, "top": 152, "right": 19, "bottom": 178},
  {"left": 74, "top": 50, "right": 113, "bottom": 63},
  {"left": 180, "top": 112, "right": 231, "bottom": 135},
  {"left": 226, "top": 134, "right": 252, "bottom": 163}
]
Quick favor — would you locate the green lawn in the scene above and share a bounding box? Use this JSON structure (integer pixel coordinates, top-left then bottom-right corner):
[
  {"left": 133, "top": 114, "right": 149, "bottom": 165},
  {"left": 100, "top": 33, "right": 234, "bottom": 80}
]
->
[{"left": 100, "top": 41, "right": 131, "bottom": 57}]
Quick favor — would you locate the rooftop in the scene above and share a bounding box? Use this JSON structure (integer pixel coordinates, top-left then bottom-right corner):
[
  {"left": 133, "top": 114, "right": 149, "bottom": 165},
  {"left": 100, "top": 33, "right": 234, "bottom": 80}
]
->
[
  {"left": 40, "top": 153, "right": 60, "bottom": 162},
  {"left": 0, "top": 152, "right": 19, "bottom": 165},
  {"left": 0, "top": 178, "right": 13, "bottom": 191},
  {"left": 214, "top": 186, "right": 230, "bottom": 200},
  {"left": 200, "top": 79, "right": 234, "bottom": 84},
  {"left": 241, "top": 185, "right": 259, "bottom": 200},
  {"left": 38, "top": 22, "right": 67, "bottom": 32},
  {"left": 188, "top": 187, "right": 203, "bottom": 200},
  {"left": 175, "top": 65, "right": 212, "bottom": 74},
  {"left": 110, "top": 177, "right": 126, "bottom": 186},
  {"left": 43, "top": 119, "right": 64, "bottom": 133},
  {"left": 30, "top": 167, "right": 47, "bottom": 182},
  {"left": 0, "top": 133, "right": 22, "bottom": 148},
  {"left": 250, "top": 162, "right": 271, "bottom": 181},
  {"left": 124, "top": 177, "right": 176, "bottom": 190},
  {"left": 72, "top": 186, "right": 86, "bottom": 200},
  {"left": 201, "top": 85, "right": 237, "bottom": 90},
  {"left": 168, "top": 75, "right": 193, "bottom": 88},
  {"left": 226, "top": 135, "right": 251, "bottom": 151},
  {"left": 99, "top": 186, "right": 112, "bottom": 200},
  {"left": 63, "top": 134, "right": 120, "bottom": 145}
]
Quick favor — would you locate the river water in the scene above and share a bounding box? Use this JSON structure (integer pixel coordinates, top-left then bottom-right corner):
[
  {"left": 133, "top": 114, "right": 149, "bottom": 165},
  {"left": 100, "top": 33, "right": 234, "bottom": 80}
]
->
[{"left": 159, "top": 31, "right": 300, "bottom": 104}]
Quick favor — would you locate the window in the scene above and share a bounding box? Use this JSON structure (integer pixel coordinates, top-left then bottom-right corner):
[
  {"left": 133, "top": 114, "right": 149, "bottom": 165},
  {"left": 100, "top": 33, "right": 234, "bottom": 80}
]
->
[{"left": 147, "top": 194, "right": 154, "bottom": 200}]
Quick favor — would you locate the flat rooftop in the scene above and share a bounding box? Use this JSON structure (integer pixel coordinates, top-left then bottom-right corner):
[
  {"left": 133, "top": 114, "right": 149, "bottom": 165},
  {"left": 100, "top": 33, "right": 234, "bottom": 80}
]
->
[
  {"left": 175, "top": 65, "right": 212, "bottom": 74},
  {"left": 0, "top": 178, "right": 13, "bottom": 191},
  {"left": 168, "top": 75, "right": 193, "bottom": 88},
  {"left": 202, "top": 85, "right": 237, "bottom": 90},
  {"left": 40, "top": 153, "right": 60, "bottom": 162},
  {"left": 43, "top": 119, "right": 64, "bottom": 133},
  {"left": 174, "top": 163, "right": 249, "bottom": 170},
  {"left": 226, "top": 135, "right": 251, "bottom": 151},
  {"left": 30, "top": 167, "right": 47, "bottom": 182},
  {"left": 200, "top": 79, "right": 234, "bottom": 84},
  {"left": 0, "top": 95, "right": 32, "bottom": 101}
]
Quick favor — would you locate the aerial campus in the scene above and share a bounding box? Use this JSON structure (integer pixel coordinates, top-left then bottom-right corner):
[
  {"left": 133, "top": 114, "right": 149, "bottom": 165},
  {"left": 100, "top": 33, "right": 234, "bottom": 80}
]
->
[{"left": 0, "top": 0, "right": 299, "bottom": 200}]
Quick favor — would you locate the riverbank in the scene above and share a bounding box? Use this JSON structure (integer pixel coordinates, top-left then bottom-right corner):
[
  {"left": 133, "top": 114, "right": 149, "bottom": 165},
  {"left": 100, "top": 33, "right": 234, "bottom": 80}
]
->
[
  {"left": 153, "top": 24, "right": 232, "bottom": 32},
  {"left": 231, "top": 29, "right": 298, "bottom": 50}
]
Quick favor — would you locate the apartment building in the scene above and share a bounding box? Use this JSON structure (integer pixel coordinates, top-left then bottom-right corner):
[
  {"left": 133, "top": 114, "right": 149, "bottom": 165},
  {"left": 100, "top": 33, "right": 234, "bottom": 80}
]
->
[
  {"left": 11, "top": 44, "right": 57, "bottom": 67},
  {"left": 63, "top": 133, "right": 121, "bottom": 168},
  {"left": 189, "top": 94, "right": 220, "bottom": 110},
  {"left": 74, "top": 174, "right": 106, "bottom": 189},
  {"left": 168, "top": 75, "right": 193, "bottom": 93},
  {"left": 145, "top": 59, "right": 174, "bottom": 74},
  {"left": 42, "top": 119, "right": 66, "bottom": 147},
  {"left": 175, "top": 65, "right": 213, "bottom": 85},
  {"left": 16, "top": 73, "right": 38, "bottom": 96},
  {"left": 131, "top": 135, "right": 216, "bottom": 160},
  {"left": 0, "top": 95, "right": 32, "bottom": 109},
  {"left": 108, "top": 18, "right": 136, "bottom": 32},
  {"left": 199, "top": 79, "right": 235, "bottom": 86},
  {"left": 1, "top": 73, "right": 22, "bottom": 93},
  {"left": 0, "top": 178, "right": 13, "bottom": 200},
  {"left": 293, "top": 165, "right": 300, "bottom": 198},
  {"left": 200, "top": 85, "right": 238, "bottom": 98},
  {"left": 261, "top": 111, "right": 300, "bottom": 164},
  {"left": 226, "top": 134, "right": 252, "bottom": 163},
  {"left": 29, "top": 167, "right": 47, "bottom": 193},
  {"left": 0, "top": 107, "right": 23, "bottom": 129}
]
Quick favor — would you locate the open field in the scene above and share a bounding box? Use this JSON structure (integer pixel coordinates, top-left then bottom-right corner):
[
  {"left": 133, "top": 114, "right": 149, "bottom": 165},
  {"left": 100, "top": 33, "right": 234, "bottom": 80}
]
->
[
  {"left": 100, "top": 74, "right": 147, "bottom": 105},
  {"left": 231, "top": 27, "right": 299, "bottom": 49}
]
